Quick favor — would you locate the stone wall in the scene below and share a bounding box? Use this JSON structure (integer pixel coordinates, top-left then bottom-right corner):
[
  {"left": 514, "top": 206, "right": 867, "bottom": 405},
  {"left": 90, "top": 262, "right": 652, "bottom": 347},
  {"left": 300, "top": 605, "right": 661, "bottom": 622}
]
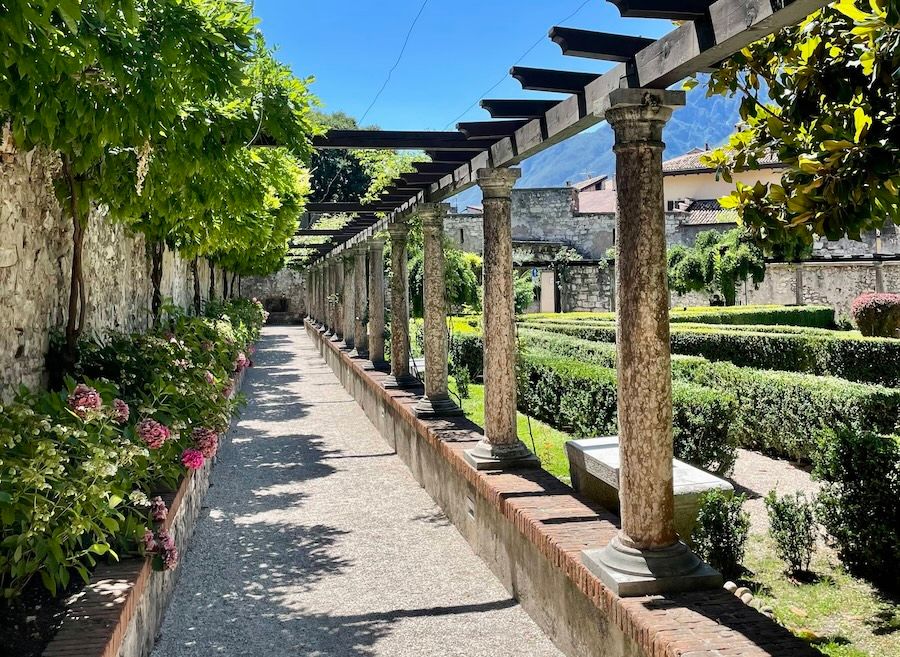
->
[
  {"left": 559, "top": 264, "right": 615, "bottom": 313},
  {"left": 241, "top": 267, "right": 307, "bottom": 314},
  {"left": 1, "top": 146, "right": 221, "bottom": 398}
]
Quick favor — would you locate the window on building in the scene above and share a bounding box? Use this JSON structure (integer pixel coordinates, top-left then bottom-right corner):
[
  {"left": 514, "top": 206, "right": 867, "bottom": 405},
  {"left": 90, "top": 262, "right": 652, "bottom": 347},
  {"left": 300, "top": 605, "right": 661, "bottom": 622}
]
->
[{"left": 667, "top": 200, "right": 675, "bottom": 211}]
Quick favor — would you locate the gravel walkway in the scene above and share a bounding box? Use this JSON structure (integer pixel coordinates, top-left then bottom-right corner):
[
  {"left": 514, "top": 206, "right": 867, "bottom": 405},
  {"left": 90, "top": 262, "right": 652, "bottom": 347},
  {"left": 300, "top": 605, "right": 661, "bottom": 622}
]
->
[
  {"left": 729, "top": 448, "right": 822, "bottom": 534},
  {"left": 151, "top": 326, "right": 562, "bottom": 657}
]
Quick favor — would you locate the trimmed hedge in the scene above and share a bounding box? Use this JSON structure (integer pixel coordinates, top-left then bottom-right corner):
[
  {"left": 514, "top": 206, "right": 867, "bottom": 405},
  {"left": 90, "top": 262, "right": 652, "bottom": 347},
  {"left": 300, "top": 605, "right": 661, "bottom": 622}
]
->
[
  {"left": 520, "top": 328, "right": 900, "bottom": 461},
  {"left": 519, "top": 320, "right": 900, "bottom": 388},
  {"left": 517, "top": 351, "right": 739, "bottom": 474},
  {"left": 528, "top": 304, "right": 835, "bottom": 328}
]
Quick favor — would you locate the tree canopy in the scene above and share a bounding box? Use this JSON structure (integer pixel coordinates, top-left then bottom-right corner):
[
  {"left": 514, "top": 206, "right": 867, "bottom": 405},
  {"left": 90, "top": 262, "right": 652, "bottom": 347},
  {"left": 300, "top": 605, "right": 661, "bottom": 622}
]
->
[{"left": 696, "top": 0, "right": 900, "bottom": 251}]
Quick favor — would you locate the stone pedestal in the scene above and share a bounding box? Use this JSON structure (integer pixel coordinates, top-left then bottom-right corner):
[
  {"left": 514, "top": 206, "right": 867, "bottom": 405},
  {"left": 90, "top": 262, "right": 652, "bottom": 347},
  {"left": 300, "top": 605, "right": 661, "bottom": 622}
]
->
[
  {"left": 580, "top": 88, "right": 720, "bottom": 597},
  {"left": 414, "top": 204, "right": 462, "bottom": 418},
  {"left": 464, "top": 168, "right": 538, "bottom": 470},
  {"left": 384, "top": 219, "right": 417, "bottom": 389},
  {"left": 367, "top": 238, "right": 387, "bottom": 368},
  {"left": 351, "top": 245, "right": 369, "bottom": 358},
  {"left": 342, "top": 254, "right": 355, "bottom": 350}
]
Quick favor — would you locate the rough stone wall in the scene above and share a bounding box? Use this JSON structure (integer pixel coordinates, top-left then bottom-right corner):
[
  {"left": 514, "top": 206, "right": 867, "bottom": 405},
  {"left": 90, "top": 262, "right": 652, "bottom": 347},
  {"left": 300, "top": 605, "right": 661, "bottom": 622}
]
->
[
  {"left": 241, "top": 267, "right": 307, "bottom": 314},
  {"left": 1, "top": 146, "right": 213, "bottom": 398},
  {"left": 559, "top": 264, "right": 615, "bottom": 313}
]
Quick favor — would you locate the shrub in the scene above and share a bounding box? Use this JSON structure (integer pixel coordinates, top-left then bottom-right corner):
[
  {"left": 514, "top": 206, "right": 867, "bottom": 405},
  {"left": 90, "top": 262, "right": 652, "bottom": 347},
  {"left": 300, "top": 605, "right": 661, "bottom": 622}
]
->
[
  {"left": 517, "top": 351, "right": 738, "bottom": 474},
  {"left": 522, "top": 328, "right": 900, "bottom": 462},
  {"left": 449, "top": 333, "right": 484, "bottom": 380},
  {"left": 692, "top": 490, "right": 750, "bottom": 578},
  {"left": 850, "top": 292, "right": 900, "bottom": 337},
  {"left": 514, "top": 273, "right": 536, "bottom": 314},
  {"left": 669, "top": 305, "right": 835, "bottom": 328},
  {"left": 453, "top": 367, "right": 471, "bottom": 399},
  {"left": 764, "top": 491, "right": 817, "bottom": 574},
  {"left": 814, "top": 430, "right": 900, "bottom": 592}
]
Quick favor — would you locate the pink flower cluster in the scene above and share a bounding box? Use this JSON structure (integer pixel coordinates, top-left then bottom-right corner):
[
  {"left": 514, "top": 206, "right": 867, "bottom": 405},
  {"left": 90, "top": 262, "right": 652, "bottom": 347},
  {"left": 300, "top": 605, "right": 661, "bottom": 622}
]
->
[
  {"left": 192, "top": 427, "right": 219, "bottom": 458},
  {"left": 181, "top": 448, "right": 205, "bottom": 470},
  {"left": 233, "top": 351, "right": 250, "bottom": 373},
  {"left": 137, "top": 418, "right": 171, "bottom": 449},
  {"left": 67, "top": 384, "right": 102, "bottom": 419},
  {"left": 150, "top": 496, "right": 168, "bottom": 522},
  {"left": 222, "top": 382, "right": 234, "bottom": 399},
  {"left": 204, "top": 370, "right": 215, "bottom": 385},
  {"left": 143, "top": 528, "right": 178, "bottom": 571},
  {"left": 111, "top": 398, "right": 130, "bottom": 424}
]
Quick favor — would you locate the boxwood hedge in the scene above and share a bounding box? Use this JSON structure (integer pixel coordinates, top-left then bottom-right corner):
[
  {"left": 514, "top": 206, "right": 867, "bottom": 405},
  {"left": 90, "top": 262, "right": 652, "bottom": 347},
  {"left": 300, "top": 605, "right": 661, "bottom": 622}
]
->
[{"left": 528, "top": 305, "right": 835, "bottom": 328}]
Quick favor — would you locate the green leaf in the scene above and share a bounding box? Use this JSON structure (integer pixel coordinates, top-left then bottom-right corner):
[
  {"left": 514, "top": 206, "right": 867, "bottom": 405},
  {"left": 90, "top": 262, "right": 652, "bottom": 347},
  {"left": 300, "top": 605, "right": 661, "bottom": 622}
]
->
[
  {"left": 88, "top": 543, "right": 109, "bottom": 556},
  {"left": 853, "top": 107, "right": 872, "bottom": 142}
]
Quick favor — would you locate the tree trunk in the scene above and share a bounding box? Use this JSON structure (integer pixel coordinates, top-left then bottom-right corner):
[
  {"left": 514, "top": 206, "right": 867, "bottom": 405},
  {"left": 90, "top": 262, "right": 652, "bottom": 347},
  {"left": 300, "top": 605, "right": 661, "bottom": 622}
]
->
[
  {"left": 230, "top": 272, "right": 238, "bottom": 299},
  {"left": 191, "top": 256, "right": 202, "bottom": 315},
  {"left": 209, "top": 261, "right": 216, "bottom": 300},
  {"left": 150, "top": 241, "right": 164, "bottom": 324},
  {"left": 222, "top": 270, "right": 229, "bottom": 299},
  {"left": 57, "top": 155, "right": 87, "bottom": 387}
]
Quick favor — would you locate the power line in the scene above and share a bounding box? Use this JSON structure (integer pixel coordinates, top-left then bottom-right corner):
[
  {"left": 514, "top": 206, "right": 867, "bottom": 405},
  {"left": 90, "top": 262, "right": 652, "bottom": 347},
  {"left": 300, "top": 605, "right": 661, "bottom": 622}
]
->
[
  {"left": 359, "top": 0, "right": 431, "bottom": 125},
  {"left": 442, "top": 0, "right": 593, "bottom": 130}
]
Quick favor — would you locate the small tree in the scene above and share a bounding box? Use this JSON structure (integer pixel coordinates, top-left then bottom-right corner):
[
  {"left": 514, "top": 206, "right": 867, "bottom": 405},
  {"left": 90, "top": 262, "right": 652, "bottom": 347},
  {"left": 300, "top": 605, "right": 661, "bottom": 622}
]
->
[
  {"left": 765, "top": 491, "right": 817, "bottom": 575},
  {"left": 668, "top": 229, "right": 765, "bottom": 305},
  {"left": 692, "top": 490, "right": 750, "bottom": 578}
]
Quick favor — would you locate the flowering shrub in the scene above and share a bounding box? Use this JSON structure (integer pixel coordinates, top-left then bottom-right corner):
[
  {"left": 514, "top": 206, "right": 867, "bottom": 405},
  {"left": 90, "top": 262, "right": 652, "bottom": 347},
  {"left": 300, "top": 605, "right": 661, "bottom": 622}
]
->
[
  {"left": 850, "top": 292, "right": 900, "bottom": 337},
  {"left": 0, "top": 299, "right": 263, "bottom": 598}
]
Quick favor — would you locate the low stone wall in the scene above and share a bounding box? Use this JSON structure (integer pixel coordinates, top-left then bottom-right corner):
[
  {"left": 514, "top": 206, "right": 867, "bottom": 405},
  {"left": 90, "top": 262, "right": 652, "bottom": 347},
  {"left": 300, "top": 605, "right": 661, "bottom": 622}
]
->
[
  {"left": 41, "top": 370, "right": 244, "bottom": 657},
  {"left": 0, "top": 146, "right": 226, "bottom": 398},
  {"left": 241, "top": 267, "right": 307, "bottom": 316},
  {"left": 307, "top": 322, "right": 817, "bottom": 657}
]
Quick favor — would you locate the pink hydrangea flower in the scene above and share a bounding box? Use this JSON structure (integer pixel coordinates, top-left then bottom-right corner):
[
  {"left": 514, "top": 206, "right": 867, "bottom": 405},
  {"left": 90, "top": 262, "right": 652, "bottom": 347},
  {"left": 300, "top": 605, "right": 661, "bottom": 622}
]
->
[
  {"left": 202, "top": 340, "right": 214, "bottom": 352},
  {"left": 137, "top": 419, "right": 170, "bottom": 449},
  {"left": 204, "top": 370, "right": 215, "bottom": 385},
  {"left": 222, "top": 382, "right": 234, "bottom": 399},
  {"left": 233, "top": 352, "right": 249, "bottom": 373},
  {"left": 67, "top": 384, "right": 102, "bottom": 419},
  {"left": 142, "top": 529, "right": 157, "bottom": 553},
  {"left": 181, "top": 448, "right": 205, "bottom": 470},
  {"left": 248, "top": 345, "right": 256, "bottom": 356},
  {"left": 192, "top": 427, "right": 218, "bottom": 458},
  {"left": 150, "top": 496, "right": 168, "bottom": 522},
  {"left": 111, "top": 399, "right": 130, "bottom": 424},
  {"left": 144, "top": 528, "right": 178, "bottom": 570}
]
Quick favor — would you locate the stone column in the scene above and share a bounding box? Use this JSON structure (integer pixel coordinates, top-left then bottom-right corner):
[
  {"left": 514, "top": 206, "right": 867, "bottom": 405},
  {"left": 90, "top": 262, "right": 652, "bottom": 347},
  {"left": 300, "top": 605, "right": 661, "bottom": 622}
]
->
[
  {"left": 383, "top": 218, "right": 417, "bottom": 388},
  {"left": 464, "top": 168, "right": 538, "bottom": 469},
  {"left": 323, "top": 261, "right": 334, "bottom": 336},
  {"left": 342, "top": 253, "right": 355, "bottom": 350},
  {"left": 332, "top": 258, "right": 344, "bottom": 341},
  {"left": 581, "top": 88, "right": 719, "bottom": 597},
  {"left": 351, "top": 244, "right": 369, "bottom": 358},
  {"left": 367, "top": 237, "right": 387, "bottom": 367},
  {"left": 414, "top": 204, "right": 462, "bottom": 418}
]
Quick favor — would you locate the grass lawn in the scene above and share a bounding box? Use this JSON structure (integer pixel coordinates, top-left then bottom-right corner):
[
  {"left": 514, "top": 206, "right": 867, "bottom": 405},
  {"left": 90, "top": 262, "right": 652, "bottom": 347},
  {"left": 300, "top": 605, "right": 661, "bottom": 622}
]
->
[
  {"left": 742, "top": 535, "right": 899, "bottom": 657},
  {"left": 447, "top": 377, "right": 899, "bottom": 657},
  {"left": 448, "top": 377, "right": 572, "bottom": 482}
]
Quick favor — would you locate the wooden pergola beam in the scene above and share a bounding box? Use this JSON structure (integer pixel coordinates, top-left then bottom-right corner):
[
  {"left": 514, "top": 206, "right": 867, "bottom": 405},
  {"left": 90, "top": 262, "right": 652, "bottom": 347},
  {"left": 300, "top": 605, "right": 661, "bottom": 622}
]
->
[
  {"left": 608, "top": 0, "right": 715, "bottom": 19},
  {"left": 479, "top": 99, "right": 559, "bottom": 119},
  {"left": 549, "top": 27, "right": 655, "bottom": 62},
  {"left": 412, "top": 161, "right": 464, "bottom": 174},
  {"left": 312, "top": 130, "right": 494, "bottom": 151},
  {"left": 457, "top": 119, "right": 530, "bottom": 139},
  {"left": 306, "top": 202, "right": 397, "bottom": 213},
  {"left": 509, "top": 66, "right": 601, "bottom": 94}
]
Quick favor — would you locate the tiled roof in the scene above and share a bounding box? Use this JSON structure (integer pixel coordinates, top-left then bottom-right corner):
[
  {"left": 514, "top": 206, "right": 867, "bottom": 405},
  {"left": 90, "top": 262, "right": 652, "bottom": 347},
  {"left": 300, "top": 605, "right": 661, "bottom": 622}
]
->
[
  {"left": 571, "top": 174, "right": 609, "bottom": 191},
  {"left": 577, "top": 189, "right": 617, "bottom": 214},
  {"left": 681, "top": 199, "right": 739, "bottom": 225},
  {"left": 663, "top": 147, "right": 782, "bottom": 174}
]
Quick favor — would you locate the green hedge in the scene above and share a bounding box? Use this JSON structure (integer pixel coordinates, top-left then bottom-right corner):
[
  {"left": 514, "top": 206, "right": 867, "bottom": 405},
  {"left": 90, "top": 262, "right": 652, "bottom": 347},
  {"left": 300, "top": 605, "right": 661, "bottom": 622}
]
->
[
  {"left": 528, "top": 305, "right": 835, "bottom": 328},
  {"left": 519, "top": 320, "right": 900, "bottom": 388},
  {"left": 517, "top": 351, "right": 739, "bottom": 474},
  {"left": 520, "top": 329, "right": 900, "bottom": 461}
]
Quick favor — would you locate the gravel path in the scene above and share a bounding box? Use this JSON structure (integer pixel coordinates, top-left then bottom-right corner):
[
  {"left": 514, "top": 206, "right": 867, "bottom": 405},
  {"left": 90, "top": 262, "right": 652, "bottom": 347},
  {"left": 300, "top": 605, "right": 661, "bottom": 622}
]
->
[
  {"left": 729, "top": 448, "right": 822, "bottom": 534},
  {"left": 151, "top": 326, "right": 562, "bottom": 657}
]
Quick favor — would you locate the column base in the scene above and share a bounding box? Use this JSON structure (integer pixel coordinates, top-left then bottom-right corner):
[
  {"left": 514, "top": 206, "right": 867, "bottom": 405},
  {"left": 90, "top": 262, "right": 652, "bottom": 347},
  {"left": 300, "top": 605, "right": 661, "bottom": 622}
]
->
[
  {"left": 463, "top": 439, "right": 540, "bottom": 471},
  {"left": 414, "top": 395, "right": 463, "bottom": 419},
  {"left": 382, "top": 373, "right": 420, "bottom": 389},
  {"left": 330, "top": 333, "right": 343, "bottom": 343},
  {"left": 350, "top": 348, "right": 369, "bottom": 359},
  {"left": 363, "top": 358, "right": 388, "bottom": 372},
  {"left": 581, "top": 534, "right": 722, "bottom": 597},
  {"left": 323, "top": 327, "right": 334, "bottom": 337}
]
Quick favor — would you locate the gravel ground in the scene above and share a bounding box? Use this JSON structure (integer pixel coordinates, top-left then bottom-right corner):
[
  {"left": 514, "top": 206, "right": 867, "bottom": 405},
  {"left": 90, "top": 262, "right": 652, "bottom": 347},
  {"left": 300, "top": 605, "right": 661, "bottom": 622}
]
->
[
  {"left": 151, "top": 326, "right": 562, "bottom": 657},
  {"left": 729, "top": 448, "right": 822, "bottom": 534}
]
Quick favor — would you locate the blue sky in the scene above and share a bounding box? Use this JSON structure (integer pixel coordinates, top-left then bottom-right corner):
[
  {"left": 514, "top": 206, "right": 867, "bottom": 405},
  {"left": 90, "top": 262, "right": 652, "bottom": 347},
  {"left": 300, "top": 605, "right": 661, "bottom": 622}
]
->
[{"left": 253, "top": 1, "right": 674, "bottom": 130}]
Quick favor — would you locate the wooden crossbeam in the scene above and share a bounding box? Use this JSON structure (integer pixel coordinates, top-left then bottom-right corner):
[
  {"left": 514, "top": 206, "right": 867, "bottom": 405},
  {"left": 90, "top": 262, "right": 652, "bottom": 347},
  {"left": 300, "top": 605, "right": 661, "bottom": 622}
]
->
[
  {"left": 510, "top": 67, "right": 601, "bottom": 94},
  {"left": 549, "top": 27, "right": 654, "bottom": 62},
  {"left": 425, "top": 150, "right": 484, "bottom": 163},
  {"left": 312, "top": 130, "right": 494, "bottom": 151},
  {"left": 608, "top": 0, "right": 715, "bottom": 19},
  {"left": 457, "top": 119, "right": 530, "bottom": 139},
  {"left": 479, "top": 99, "right": 560, "bottom": 119},
  {"left": 399, "top": 172, "right": 443, "bottom": 185},
  {"left": 306, "top": 202, "right": 396, "bottom": 213},
  {"left": 412, "top": 161, "right": 464, "bottom": 174}
]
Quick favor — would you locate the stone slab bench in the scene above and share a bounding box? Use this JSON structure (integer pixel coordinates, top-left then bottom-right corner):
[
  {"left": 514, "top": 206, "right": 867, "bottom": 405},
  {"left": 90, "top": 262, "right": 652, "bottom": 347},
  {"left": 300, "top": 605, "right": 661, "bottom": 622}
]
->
[{"left": 565, "top": 436, "right": 733, "bottom": 543}]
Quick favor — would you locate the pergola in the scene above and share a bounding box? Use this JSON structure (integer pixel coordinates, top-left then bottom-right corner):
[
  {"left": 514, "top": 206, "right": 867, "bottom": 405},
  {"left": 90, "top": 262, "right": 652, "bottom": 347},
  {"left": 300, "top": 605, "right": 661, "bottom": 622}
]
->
[{"left": 303, "top": 0, "right": 827, "bottom": 597}]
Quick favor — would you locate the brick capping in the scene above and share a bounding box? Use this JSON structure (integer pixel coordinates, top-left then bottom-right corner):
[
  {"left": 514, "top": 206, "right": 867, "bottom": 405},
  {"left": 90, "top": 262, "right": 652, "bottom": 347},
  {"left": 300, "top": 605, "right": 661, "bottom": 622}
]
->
[
  {"left": 42, "top": 367, "right": 247, "bottom": 657},
  {"left": 307, "top": 320, "right": 818, "bottom": 657}
]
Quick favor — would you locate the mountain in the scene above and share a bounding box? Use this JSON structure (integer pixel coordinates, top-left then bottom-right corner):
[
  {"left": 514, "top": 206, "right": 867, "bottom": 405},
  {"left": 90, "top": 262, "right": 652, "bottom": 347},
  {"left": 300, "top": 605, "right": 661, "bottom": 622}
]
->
[{"left": 448, "top": 83, "right": 742, "bottom": 208}]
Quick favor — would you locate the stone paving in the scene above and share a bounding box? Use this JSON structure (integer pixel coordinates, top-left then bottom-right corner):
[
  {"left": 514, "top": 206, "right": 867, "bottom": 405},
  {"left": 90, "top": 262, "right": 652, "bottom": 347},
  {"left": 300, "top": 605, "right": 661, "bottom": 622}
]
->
[{"left": 151, "top": 325, "right": 562, "bottom": 657}]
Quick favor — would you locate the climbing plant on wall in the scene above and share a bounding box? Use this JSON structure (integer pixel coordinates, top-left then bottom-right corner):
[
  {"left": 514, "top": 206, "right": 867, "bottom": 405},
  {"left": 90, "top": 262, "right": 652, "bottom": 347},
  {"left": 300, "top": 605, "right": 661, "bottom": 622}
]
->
[{"left": 693, "top": 0, "right": 900, "bottom": 251}]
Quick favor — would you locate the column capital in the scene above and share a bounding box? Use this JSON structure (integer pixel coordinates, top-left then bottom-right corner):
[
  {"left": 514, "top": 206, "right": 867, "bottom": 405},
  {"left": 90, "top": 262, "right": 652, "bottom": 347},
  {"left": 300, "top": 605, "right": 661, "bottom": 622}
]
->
[
  {"left": 387, "top": 218, "right": 410, "bottom": 239},
  {"left": 476, "top": 167, "right": 521, "bottom": 199},
  {"left": 604, "top": 89, "right": 685, "bottom": 145},
  {"left": 417, "top": 203, "right": 450, "bottom": 229},
  {"left": 367, "top": 236, "right": 385, "bottom": 251}
]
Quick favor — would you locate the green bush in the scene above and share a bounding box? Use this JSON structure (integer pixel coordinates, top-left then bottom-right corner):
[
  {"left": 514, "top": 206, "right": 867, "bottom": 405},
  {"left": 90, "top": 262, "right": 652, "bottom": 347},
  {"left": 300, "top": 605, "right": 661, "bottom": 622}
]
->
[
  {"left": 765, "top": 491, "right": 817, "bottom": 574},
  {"left": 692, "top": 490, "right": 750, "bottom": 578},
  {"left": 669, "top": 305, "right": 835, "bottom": 328},
  {"left": 814, "top": 430, "right": 900, "bottom": 592},
  {"left": 850, "top": 292, "right": 900, "bottom": 337},
  {"left": 0, "top": 299, "right": 264, "bottom": 598},
  {"left": 517, "top": 351, "right": 738, "bottom": 474},
  {"left": 449, "top": 333, "right": 484, "bottom": 380},
  {"left": 522, "top": 328, "right": 900, "bottom": 462},
  {"left": 520, "top": 320, "right": 900, "bottom": 387}
]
